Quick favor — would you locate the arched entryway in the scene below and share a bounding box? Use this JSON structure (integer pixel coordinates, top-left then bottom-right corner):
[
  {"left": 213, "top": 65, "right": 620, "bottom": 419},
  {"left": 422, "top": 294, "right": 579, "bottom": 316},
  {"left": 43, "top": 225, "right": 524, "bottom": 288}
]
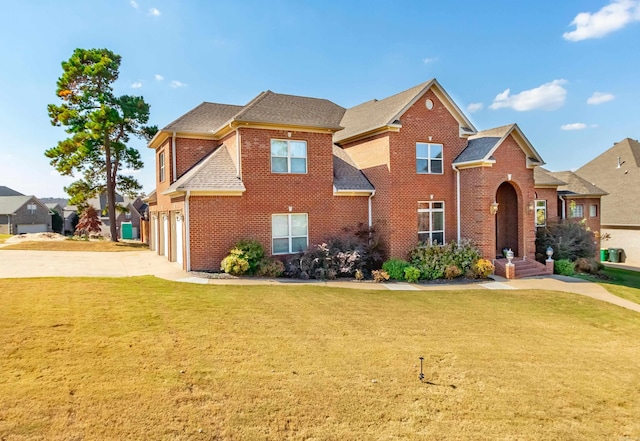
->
[{"left": 496, "top": 182, "right": 519, "bottom": 256}]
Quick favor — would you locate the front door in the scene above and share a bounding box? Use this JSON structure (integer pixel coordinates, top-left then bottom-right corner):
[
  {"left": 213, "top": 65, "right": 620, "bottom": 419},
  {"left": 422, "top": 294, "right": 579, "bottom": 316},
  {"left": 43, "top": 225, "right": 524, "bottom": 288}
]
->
[{"left": 496, "top": 182, "right": 519, "bottom": 256}]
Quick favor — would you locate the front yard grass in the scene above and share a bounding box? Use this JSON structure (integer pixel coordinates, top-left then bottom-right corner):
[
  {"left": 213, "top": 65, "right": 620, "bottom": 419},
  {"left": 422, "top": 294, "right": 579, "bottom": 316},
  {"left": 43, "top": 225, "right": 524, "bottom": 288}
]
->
[
  {"left": 1, "top": 277, "right": 639, "bottom": 440},
  {"left": 576, "top": 266, "right": 640, "bottom": 305},
  {"left": 0, "top": 233, "right": 10, "bottom": 244},
  {"left": 1, "top": 239, "right": 148, "bottom": 252}
]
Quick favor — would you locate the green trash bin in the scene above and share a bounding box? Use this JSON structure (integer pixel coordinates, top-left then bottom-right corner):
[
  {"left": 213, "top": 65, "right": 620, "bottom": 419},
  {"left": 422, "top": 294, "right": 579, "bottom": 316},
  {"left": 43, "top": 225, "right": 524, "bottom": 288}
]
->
[
  {"left": 609, "top": 248, "right": 620, "bottom": 263},
  {"left": 600, "top": 249, "right": 609, "bottom": 262}
]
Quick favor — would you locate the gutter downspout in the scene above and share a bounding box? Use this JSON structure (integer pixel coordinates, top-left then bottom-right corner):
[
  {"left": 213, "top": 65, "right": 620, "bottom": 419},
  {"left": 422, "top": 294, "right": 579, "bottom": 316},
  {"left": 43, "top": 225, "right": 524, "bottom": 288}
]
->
[
  {"left": 452, "top": 164, "right": 461, "bottom": 243},
  {"left": 185, "top": 190, "right": 191, "bottom": 272},
  {"left": 171, "top": 132, "right": 177, "bottom": 182},
  {"left": 559, "top": 195, "right": 566, "bottom": 220},
  {"left": 368, "top": 190, "right": 376, "bottom": 229}
]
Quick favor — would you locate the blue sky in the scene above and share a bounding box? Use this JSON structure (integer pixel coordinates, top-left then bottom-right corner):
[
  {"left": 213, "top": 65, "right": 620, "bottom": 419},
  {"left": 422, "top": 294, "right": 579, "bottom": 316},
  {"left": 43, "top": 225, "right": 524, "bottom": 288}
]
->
[{"left": 1, "top": 0, "right": 639, "bottom": 198}]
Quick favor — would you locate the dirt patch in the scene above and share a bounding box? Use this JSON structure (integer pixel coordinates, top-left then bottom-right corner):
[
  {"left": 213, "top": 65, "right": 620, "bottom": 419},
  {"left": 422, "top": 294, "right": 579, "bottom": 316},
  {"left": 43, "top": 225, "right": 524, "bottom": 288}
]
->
[{"left": 5, "top": 232, "right": 67, "bottom": 244}]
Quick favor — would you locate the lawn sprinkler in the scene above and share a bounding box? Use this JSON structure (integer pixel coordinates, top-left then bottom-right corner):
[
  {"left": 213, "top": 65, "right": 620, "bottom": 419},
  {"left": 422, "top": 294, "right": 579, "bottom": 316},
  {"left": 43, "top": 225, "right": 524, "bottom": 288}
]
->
[{"left": 418, "top": 356, "right": 425, "bottom": 381}]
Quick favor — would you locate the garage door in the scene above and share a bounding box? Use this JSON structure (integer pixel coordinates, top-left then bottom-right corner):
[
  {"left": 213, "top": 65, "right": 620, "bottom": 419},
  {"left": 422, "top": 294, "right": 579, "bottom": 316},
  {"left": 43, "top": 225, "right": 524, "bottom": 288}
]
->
[{"left": 17, "top": 224, "right": 48, "bottom": 234}]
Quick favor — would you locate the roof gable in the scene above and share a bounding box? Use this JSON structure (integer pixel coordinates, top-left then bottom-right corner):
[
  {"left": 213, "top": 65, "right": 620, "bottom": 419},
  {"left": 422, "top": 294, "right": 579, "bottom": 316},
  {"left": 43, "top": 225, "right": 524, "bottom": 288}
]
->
[
  {"left": 335, "top": 79, "right": 477, "bottom": 144},
  {"left": 454, "top": 124, "right": 544, "bottom": 168},
  {"left": 0, "top": 195, "right": 43, "bottom": 215}
]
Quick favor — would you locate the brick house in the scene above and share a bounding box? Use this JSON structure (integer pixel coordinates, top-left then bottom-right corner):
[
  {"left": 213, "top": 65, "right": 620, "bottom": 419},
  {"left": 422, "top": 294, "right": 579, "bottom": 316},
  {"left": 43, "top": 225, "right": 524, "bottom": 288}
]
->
[
  {"left": 0, "top": 187, "right": 52, "bottom": 234},
  {"left": 148, "top": 79, "right": 561, "bottom": 274}
]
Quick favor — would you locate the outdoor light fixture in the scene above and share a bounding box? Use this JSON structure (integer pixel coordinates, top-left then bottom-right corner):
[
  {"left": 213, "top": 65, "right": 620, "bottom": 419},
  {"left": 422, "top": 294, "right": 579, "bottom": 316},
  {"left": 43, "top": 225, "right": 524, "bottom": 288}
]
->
[
  {"left": 528, "top": 201, "right": 535, "bottom": 214},
  {"left": 490, "top": 201, "right": 499, "bottom": 215},
  {"left": 546, "top": 246, "right": 554, "bottom": 261}
]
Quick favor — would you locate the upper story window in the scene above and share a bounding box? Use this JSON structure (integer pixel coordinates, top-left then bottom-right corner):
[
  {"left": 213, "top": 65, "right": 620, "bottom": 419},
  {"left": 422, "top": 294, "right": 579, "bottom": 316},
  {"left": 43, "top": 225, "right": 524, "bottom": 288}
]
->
[
  {"left": 589, "top": 204, "right": 598, "bottom": 217},
  {"left": 272, "top": 213, "right": 308, "bottom": 254},
  {"left": 570, "top": 203, "right": 584, "bottom": 218},
  {"left": 125, "top": 211, "right": 132, "bottom": 220},
  {"left": 271, "top": 139, "right": 307, "bottom": 174},
  {"left": 27, "top": 203, "right": 37, "bottom": 214},
  {"left": 418, "top": 201, "right": 444, "bottom": 245},
  {"left": 416, "top": 143, "right": 443, "bottom": 174},
  {"left": 535, "top": 200, "right": 547, "bottom": 227},
  {"left": 159, "top": 151, "right": 166, "bottom": 182}
]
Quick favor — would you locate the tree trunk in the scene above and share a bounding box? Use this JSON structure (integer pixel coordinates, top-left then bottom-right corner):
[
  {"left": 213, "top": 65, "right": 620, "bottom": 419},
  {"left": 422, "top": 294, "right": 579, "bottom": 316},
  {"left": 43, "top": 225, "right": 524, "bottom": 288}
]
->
[{"left": 104, "top": 137, "right": 119, "bottom": 242}]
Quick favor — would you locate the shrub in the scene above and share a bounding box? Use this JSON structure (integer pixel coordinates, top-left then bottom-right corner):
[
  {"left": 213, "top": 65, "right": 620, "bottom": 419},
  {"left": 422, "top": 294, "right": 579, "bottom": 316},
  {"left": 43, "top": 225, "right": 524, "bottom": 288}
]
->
[
  {"left": 404, "top": 266, "right": 421, "bottom": 283},
  {"left": 255, "top": 258, "right": 284, "bottom": 277},
  {"left": 372, "top": 270, "right": 390, "bottom": 283},
  {"left": 354, "top": 269, "right": 364, "bottom": 281},
  {"left": 233, "top": 239, "right": 265, "bottom": 274},
  {"left": 554, "top": 259, "right": 575, "bottom": 276},
  {"left": 444, "top": 265, "right": 462, "bottom": 280},
  {"left": 536, "top": 221, "right": 597, "bottom": 262},
  {"left": 472, "top": 258, "right": 495, "bottom": 279},
  {"left": 409, "top": 239, "right": 481, "bottom": 280},
  {"left": 220, "top": 249, "right": 250, "bottom": 276},
  {"left": 382, "top": 258, "right": 411, "bottom": 281},
  {"left": 574, "top": 257, "right": 601, "bottom": 275}
]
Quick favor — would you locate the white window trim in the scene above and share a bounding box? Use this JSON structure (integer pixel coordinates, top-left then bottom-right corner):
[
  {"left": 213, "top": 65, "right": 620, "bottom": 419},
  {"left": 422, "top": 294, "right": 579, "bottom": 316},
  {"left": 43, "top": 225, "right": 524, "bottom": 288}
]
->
[
  {"left": 535, "top": 200, "right": 547, "bottom": 227},
  {"left": 271, "top": 139, "right": 308, "bottom": 174},
  {"left": 418, "top": 201, "right": 445, "bottom": 244},
  {"left": 416, "top": 142, "right": 444, "bottom": 175},
  {"left": 589, "top": 204, "right": 598, "bottom": 217},
  {"left": 571, "top": 203, "right": 584, "bottom": 218},
  {"left": 159, "top": 151, "right": 166, "bottom": 182},
  {"left": 272, "top": 213, "right": 309, "bottom": 255}
]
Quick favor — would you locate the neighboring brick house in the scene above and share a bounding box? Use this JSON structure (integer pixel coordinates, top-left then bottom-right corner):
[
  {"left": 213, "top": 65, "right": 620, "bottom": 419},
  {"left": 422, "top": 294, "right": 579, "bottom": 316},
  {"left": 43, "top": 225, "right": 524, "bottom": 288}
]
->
[
  {"left": 148, "top": 79, "right": 555, "bottom": 273},
  {"left": 0, "top": 187, "right": 52, "bottom": 234},
  {"left": 575, "top": 138, "right": 640, "bottom": 264},
  {"left": 86, "top": 193, "right": 146, "bottom": 239}
]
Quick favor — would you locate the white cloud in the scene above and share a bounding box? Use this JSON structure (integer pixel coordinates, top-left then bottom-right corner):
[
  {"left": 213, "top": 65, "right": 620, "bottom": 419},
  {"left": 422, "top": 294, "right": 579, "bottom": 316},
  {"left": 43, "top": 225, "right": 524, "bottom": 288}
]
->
[
  {"left": 170, "top": 80, "right": 187, "bottom": 88},
  {"left": 130, "top": 0, "right": 138, "bottom": 8},
  {"left": 587, "top": 91, "right": 615, "bottom": 104},
  {"left": 466, "top": 102, "right": 483, "bottom": 113},
  {"left": 154, "top": 74, "right": 164, "bottom": 81},
  {"left": 561, "top": 123, "right": 588, "bottom": 131},
  {"left": 563, "top": 0, "right": 640, "bottom": 41},
  {"left": 423, "top": 57, "right": 438, "bottom": 64},
  {"left": 149, "top": 7, "right": 161, "bottom": 16},
  {"left": 489, "top": 79, "right": 568, "bottom": 111},
  {"left": 131, "top": 81, "right": 143, "bottom": 89}
]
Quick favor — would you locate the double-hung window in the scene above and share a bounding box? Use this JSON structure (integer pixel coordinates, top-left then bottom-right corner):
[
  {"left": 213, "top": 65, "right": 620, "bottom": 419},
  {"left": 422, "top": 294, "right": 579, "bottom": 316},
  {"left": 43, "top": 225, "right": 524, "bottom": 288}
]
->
[
  {"left": 535, "top": 200, "right": 547, "bottom": 227},
  {"left": 272, "top": 213, "right": 308, "bottom": 254},
  {"left": 416, "top": 143, "right": 443, "bottom": 174},
  {"left": 271, "top": 139, "right": 307, "bottom": 173},
  {"left": 418, "top": 202, "right": 444, "bottom": 244},
  {"left": 159, "top": 151, "right": 166, "bottom": 182},
  {"left": 27, "top": 203, "right": 37, "bottom": 214},
  {"left": 589, "top": 204, "right": 598, "bottom": 217}
]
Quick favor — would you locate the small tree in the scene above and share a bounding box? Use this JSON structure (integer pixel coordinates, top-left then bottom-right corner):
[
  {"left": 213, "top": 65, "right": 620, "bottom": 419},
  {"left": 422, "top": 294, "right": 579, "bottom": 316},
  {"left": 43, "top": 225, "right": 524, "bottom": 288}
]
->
[
  {"left": 75, "top": 206, "right": 102, "bottom": 238},
  {"left": 536, "top": 220, "right": 597, "bottom": 262},
  {"left": 51, "top": 211, "right": 64, "bottom": 234}
]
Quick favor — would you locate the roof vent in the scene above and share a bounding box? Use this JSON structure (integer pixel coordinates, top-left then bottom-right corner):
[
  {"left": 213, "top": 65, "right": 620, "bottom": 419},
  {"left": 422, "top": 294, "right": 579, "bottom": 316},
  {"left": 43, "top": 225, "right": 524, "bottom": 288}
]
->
[{"left": 617, "top": 156, "right": 625, "bottom": 169}]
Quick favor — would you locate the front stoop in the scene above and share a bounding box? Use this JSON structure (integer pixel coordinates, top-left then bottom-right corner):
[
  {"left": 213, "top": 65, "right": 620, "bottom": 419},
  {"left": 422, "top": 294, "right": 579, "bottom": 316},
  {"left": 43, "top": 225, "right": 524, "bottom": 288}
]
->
[{"left": 494, "top": 258, "right": 551, "bottom": 279}]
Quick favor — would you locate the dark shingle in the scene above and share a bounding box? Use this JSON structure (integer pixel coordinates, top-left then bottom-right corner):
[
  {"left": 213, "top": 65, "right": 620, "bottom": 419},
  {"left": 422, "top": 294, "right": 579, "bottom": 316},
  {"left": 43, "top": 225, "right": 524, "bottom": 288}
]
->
[
  {"left": 454, "top": 137, "right": 501, "bottom": 163},
  {"left": 332, "top": 145, "right": 374, "bottom": 192}
]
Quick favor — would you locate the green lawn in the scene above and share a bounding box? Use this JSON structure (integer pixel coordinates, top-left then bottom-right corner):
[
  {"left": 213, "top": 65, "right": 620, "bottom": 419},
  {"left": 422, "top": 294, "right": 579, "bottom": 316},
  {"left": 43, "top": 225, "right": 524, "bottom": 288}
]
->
[
  {"left": 577, "top": 266, "right": 640, "bottom": 305},
  {"left": 1, "top": 277, "right": 639, "bottom": 440}
]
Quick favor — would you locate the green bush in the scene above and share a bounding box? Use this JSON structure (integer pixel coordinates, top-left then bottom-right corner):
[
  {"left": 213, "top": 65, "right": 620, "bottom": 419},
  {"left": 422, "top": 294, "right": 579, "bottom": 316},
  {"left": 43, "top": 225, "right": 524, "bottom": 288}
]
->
[
  {"left": 536, "top": 221, "right": 597, "bottom": 262},
  {"left": 404, "top": 266, "right": 421, "bottom": 283},
  {"left": 382, "top": 258, "right": 411, "bottom": 281},
  {"left": 554, "top": 259, "right": 575, "bottom": 276},
  {"left": 233, "top": 239, "right": 265, "bottom": 274},
  {"left": 409, "top": 239, "right": 481, "bottom": 281},
  {"left": 220, "top": 249, "right": 250, "bottom": 276}
]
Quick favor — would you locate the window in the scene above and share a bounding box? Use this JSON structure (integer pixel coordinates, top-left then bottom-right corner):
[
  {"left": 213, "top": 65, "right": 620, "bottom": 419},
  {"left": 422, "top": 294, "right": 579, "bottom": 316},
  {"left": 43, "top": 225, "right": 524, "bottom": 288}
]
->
[
  {"left": 125, "top": 212, "right": 132, "bottom": 220},
  {"left": 271, "top": 139, "right": 307, "bottom": 174},
  {"left": 535, "top": 200, "right": 547, "bottom": 227},
  {"left": 272, "top": 214, "right": 308, "bottom": 254},
  {"left": 589, "top": 204, "right": 598, "bottom": 217},
  {"left": 570, "top": 203, "right": 584, "bottom": 218},
  {"left": 27, "top": 203, "right": 37, "bottom": 214},
  {"left": 416, "top": 143, "right": 443, "bottom": 174},
  {"left": 159, "top": 151, "right": 166, "bottom": 182},
  {"left": 418, "top": 202, "right": 444, "bottom": 244}
]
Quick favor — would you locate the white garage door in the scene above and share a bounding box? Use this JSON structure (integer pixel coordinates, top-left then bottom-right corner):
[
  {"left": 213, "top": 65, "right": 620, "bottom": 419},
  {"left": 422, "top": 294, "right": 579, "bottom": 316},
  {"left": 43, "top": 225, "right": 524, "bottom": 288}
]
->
[{"left": 17, "top": 224, "right": 48, "bottom": 234}]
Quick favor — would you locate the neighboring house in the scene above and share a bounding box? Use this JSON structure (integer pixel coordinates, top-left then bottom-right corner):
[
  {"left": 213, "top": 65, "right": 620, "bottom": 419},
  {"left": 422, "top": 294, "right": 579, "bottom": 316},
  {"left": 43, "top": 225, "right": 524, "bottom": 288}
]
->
[
  {"left": 45, "top": 203, "right": 64, "bottom": 234},
  {"left": 86, "top": 193, "right": 145, "bottom": 239},
  {"left": 575, "top": 138, "right": 640, "bottom": 264},
  {"left": 0, "top": 187, "right": 52, "bottom": 234},
  {"left": 148, "top": 79, "right": 558, "bottom": 275},
  {"left": 63, "top": 205, "right": 79, "bottom": 235}
]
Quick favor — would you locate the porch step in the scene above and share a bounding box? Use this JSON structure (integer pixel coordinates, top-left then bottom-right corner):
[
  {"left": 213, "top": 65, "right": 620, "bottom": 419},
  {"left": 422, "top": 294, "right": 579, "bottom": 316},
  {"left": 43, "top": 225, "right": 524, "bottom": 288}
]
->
[{"left": 494, "top": 258, "right": 550, "bottom": 279}]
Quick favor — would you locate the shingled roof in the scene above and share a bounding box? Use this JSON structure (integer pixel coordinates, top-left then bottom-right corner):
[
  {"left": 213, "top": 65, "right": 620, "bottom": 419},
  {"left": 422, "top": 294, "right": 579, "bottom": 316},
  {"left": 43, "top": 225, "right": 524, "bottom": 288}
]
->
[
  {"left": 163, "top": 146, "right": 245, "bottom": 195},
  {"left": 0, "top": 186, "right": 23, "bottom": 196},
  {"left": 576, "top": 138, "right": 640, "bottom": 226},
  {"left": 335, "top": 79, "right": 476, "bottom": 144},
  {"left": 534, "top": 167, "right": 567, "bottom": 187},
  {"left": 0, "top": 195, "right": 33, "bottom": 215},
  {"left": 163, "top": 103, "right": 243, "bottom": 133},
  {"left": 548, "top": 171, "right": 607, "bottom": 197},
  {"left": 454, "top": 124, "right": 544, "bottom": 167},
  {"left": 332, "top": 145, "right": 374, "bottom": 192}
]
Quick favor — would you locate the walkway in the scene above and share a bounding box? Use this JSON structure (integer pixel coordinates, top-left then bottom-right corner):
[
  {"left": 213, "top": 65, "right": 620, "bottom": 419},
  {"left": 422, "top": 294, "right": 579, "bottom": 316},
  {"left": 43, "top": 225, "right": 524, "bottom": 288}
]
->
[{"left": 0, "top": 249, "right": 639, "bottom": 313}]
